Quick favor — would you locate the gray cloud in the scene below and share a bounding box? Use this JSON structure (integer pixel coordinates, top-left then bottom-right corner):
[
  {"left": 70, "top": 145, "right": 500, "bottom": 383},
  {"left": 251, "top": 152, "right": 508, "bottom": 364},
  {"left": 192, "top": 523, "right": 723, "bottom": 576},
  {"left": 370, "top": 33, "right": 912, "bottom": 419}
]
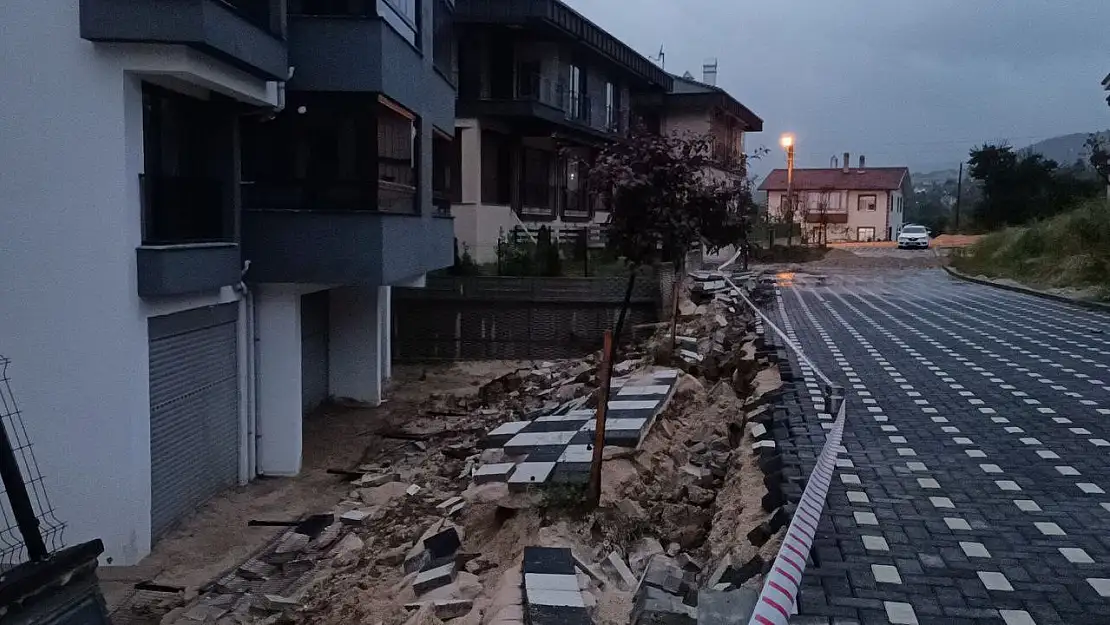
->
[{"left": 563, "top": 0, "right": 1110, "bottom": 173}]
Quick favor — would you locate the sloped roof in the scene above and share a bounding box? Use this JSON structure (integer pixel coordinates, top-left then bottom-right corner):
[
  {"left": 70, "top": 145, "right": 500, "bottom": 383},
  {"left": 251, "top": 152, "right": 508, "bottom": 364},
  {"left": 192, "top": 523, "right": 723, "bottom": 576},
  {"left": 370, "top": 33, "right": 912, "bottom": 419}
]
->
[
  {"left": 758, "top": 167, "right": 909, "bottom": 192},
  {"left": 667, "top": 73, "right": 764, "bottom": 131}
]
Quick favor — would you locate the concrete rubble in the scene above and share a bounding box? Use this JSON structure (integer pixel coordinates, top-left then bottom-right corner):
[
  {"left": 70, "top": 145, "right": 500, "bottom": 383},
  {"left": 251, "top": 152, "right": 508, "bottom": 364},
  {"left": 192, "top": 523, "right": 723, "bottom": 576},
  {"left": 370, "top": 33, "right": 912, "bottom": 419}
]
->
[{"left": 147, "top": 268, "right": 801, "bottom": 625}]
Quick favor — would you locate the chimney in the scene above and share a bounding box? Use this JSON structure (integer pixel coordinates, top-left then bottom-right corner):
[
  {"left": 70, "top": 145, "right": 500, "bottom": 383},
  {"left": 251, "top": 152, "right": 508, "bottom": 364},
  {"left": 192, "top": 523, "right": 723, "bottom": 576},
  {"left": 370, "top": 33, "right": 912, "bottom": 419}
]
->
[
  {"left": 843, "top": 152, "right": 850, "bottom": 173},
  {"left": 702, "top": 59, "right": 718, "bottom": 86},
  {"left": 859, "top": 155, "right": 866, "bottom": 169}
]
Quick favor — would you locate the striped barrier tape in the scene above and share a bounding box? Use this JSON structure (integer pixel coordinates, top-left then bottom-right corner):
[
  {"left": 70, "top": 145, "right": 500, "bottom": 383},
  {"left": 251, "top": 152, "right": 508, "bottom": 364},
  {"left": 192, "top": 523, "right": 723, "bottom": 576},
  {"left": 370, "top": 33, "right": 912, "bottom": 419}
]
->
[
  {"left": 747, "top": 399, "right": 846, "bottom": 625},
  {"left": 707, "top": 263, "right": 848, "bottom": 625}
]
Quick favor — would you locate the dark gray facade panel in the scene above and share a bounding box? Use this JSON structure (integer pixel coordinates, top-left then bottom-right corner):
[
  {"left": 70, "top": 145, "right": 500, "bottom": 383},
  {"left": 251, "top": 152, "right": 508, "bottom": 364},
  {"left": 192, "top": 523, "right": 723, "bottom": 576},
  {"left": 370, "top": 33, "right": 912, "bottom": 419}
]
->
[
  {"left": 300, "top": 291, "right": 330, "bottom": 411},
  {"left": 80, "top": 0, "right": 288, "bottom": 80},
  {"left": 242, "top": 211, "right": 454, "bottom": 285},
  {"left": 148, "top": 306, "right": 239, "bottom": 541},
  {"left": 136, "top": 244, "right": 242, "bottom": 298},
  {"left": 286, "top": 17, "right": 456, "bottom": 132}
]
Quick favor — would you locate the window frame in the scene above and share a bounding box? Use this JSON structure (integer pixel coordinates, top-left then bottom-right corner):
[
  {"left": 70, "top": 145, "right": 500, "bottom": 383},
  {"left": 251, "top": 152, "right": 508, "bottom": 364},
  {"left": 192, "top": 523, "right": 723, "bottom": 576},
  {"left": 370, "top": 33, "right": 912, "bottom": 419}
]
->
[{"left": 858, "top": 194, "right": 877, "bottom": 212}]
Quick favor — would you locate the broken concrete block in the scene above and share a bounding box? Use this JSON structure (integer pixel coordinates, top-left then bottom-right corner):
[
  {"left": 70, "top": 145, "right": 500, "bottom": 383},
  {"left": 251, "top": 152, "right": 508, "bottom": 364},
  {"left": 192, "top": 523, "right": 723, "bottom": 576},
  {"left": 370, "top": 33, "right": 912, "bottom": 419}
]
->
[
  {"left": 436, "top": 496, "right": 463, "bottom": 511},
  {"left": 447, "top": 501, "right": 467, "bottom": 517},
  {"left": 704, "top": 554, "right": 732, "bottom": 588},
  {"left": 604, "top": 552, "right": 639, "bottom": 590},
  {"left": 680, "top": 464, "right": 715, "bottom": 488},
  {"left": 424, "top": 525, "right": 462, "bottom": 559},
  {"left": 697, "top": 587, "right": 759, "bottom": 625},
  {"left": 404, "top": 599, "right": 474, "bottom": 620},
  {"left": 666, "top": 543, "right": 682, "bottom": 557},
  {"left": 309, "top": 523, "right": 344, "bottom": 551},
  {"left": 261, "top": 594, "right": 298, "bottom": 612},
  {"left": 330, "top": 533, "right": 365, "bottom": 567},
  {"left": 340, "top": 509, "right": 373, "bottom": 526},
  {"left": 640, "top": 556, "right": 685, "bottom": 595},
  {"left": 236, "top": 559, "right": 275, "bottom": 581},
  {"left": 414, "top": 562, "right": 457, "bottom": 595},
  {"left": 629, "top": 537, "right": 665, "bottom": 576},
  {"left": 473, "top": 463, "right": 516, "bottom": 484},
  {"left": 353, "top": 472, "right": 398, "bottom": 487},
  {"left": 749, "top": 423, "right": 768, "bottom": 440},
  {"left": 406, "top": 484, "right": 422, "bottom": 496},
  {"left": 675, "top": 553, "right": 704, "bottom": 573},
  {"left": 267, "top": 532, "right": 310, "bottom": 564},
  {"left": 632, "top": 585, "right": 696, "bottom": 625}
]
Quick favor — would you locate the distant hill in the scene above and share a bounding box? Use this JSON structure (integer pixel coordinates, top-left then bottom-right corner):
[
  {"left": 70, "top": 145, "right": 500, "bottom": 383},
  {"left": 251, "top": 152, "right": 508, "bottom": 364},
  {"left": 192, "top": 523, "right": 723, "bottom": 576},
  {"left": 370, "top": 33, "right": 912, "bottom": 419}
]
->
[
  {"left": 1023, "top": 131, "right": 1110, "bottom": 167},
  {"left": 914, "top": 169, "right": 961, "bottom": 186}
]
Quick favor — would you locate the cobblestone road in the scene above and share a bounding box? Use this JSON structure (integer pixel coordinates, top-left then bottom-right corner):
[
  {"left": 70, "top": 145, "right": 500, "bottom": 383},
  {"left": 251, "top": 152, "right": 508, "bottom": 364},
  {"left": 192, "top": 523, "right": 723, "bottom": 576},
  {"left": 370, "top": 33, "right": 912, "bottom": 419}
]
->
[{"left": 772, "top": 268, "right": 1110, "bottom": 625}]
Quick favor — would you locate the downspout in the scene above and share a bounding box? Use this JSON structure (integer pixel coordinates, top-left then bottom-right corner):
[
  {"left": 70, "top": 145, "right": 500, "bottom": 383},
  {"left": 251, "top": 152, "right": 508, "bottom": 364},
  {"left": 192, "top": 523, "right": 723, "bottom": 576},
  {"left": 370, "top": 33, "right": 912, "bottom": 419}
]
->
[{"left": 234, "top": 262, "right": 258, "bottom": 483}]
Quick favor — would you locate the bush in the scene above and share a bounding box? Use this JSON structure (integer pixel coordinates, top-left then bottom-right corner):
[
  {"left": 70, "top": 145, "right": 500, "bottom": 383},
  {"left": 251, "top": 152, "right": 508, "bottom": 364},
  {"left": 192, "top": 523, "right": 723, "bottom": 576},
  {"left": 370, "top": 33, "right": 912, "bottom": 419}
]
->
[{"left": 951, "top": 199, "right": 1110, "bottom": 297}]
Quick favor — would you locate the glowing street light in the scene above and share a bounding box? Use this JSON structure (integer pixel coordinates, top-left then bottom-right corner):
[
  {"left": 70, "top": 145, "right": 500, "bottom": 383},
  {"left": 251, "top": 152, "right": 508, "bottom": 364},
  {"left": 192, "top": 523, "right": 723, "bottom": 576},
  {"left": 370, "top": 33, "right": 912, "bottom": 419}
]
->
[
  {"left": 780, "top": 134, "right": 795, "bottom": 149},
  {"left": 781, "top": 134, "right": 796, "bottom": 224}
]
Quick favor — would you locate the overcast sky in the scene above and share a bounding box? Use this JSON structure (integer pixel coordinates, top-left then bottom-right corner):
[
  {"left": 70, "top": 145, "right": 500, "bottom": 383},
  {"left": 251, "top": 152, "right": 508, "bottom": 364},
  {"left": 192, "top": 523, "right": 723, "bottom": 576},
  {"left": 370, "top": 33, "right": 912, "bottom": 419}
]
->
[{"left": 563, "top": 0, "right": 1110, "bottom": 175}]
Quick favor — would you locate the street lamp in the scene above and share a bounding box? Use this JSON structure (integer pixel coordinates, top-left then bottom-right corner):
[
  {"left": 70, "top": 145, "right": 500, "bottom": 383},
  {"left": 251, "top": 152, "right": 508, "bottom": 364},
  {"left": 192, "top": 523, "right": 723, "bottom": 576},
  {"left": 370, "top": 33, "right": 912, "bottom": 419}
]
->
[{"left": 780, "top": 134, "right": 796, "bottom": 242}]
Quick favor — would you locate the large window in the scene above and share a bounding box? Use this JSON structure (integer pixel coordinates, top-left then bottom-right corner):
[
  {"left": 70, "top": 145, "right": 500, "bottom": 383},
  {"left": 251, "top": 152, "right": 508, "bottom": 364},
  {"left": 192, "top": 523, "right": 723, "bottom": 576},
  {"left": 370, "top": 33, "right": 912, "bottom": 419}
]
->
[
  {"left": 481, "top": 131, "right": 512, "bottom": 206},
  {"left": 858, "top": 194, "right": 877, "bottom": 211},
  {"left": 568, "top": 64, "right": 582, "bottom": 120},
  {"left": 377, "top": 97, "right": 419, "bottom": 213},
  {"left": 605, "top": 82, "right": 616, "bottom": 130},
  {"left": 432, "top": 0, "right": 456, "bottom": 82},
  {"left": 521, "top": 148, "right": 554, "bottom": 216},
  {"left": 241, "top": 94, "right": 417, "bottom": 214},
  {"left": 141, "top": 84, "right": 232, "bottom": 244},
  {"left": 432, "top": 130, "right": 454, "bottom": 215}
]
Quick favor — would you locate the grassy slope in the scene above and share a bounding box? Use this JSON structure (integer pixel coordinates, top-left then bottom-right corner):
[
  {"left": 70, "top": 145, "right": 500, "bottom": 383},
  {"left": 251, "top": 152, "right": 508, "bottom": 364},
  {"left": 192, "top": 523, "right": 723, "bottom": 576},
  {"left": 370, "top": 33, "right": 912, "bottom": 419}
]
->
[{"left": 950, "top": 200, "right": 1110, "bottom": 300}]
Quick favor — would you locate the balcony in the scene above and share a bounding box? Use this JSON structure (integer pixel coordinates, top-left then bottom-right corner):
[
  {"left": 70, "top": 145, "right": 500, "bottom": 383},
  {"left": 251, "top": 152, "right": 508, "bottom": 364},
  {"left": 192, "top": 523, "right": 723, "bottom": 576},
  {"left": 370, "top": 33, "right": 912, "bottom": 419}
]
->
[
  {"left": 79, "top": 0, "right": 288, "bottom": 80},
  {"left": 241, "top": 182, "right": 453, "bottom": 285},
  {"left": 136, "top": 175, "right": 241, "bottom": 297},
  {"left": 286, "top": 0, "right": 457, "bottom": 131},
  {"left": 458, "top": 72, "right": 606, "bottom": 138}
]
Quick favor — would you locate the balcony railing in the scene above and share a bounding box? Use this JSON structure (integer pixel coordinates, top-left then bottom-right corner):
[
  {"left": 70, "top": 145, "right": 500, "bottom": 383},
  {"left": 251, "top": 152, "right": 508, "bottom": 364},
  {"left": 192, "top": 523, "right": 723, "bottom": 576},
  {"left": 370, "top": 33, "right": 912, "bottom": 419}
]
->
[
  {"left": 242, "top": 180, "right": 418, "bottom": 214},
  {"left": 566, "top": 93, "right": 591, "bottom": 124},
  {"left": 140, "top": 174, "right": 230, "bottom": 245}
]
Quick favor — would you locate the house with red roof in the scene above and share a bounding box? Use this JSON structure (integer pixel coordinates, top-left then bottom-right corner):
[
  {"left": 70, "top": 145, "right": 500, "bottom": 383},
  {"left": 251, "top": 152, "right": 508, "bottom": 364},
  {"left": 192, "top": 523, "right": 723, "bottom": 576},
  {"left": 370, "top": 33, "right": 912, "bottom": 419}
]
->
[{"left": 758, "top": 154, "right": 913, "bottom": 243}]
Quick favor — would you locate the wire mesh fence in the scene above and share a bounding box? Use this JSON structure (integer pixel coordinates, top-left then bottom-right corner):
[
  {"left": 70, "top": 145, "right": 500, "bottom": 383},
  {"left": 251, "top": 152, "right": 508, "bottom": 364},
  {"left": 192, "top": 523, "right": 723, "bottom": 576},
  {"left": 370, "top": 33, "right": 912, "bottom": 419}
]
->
[{"left": 0, "top": 355, "right": 66, "bottom": 565}]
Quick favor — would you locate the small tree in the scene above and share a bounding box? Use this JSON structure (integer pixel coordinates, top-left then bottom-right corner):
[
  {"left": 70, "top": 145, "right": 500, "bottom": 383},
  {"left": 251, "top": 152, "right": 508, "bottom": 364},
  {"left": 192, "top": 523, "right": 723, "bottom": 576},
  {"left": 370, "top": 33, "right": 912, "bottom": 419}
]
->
[{"left": 588, "top": 127, "right": 757, "bottom": 347}]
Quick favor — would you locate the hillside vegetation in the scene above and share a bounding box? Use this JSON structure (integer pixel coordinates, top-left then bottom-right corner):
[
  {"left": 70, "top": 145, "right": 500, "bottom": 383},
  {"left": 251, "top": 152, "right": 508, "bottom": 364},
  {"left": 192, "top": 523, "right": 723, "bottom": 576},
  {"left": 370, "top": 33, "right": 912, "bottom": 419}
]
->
[{"left": 950, "top": 200, "right": 1110, "bottom": 299}]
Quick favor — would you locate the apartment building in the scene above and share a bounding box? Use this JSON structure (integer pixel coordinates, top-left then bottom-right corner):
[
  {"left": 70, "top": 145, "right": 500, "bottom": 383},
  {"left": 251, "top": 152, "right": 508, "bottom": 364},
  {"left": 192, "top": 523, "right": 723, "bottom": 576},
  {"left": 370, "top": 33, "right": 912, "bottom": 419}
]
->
[
  {"left": 449, "top": 0, "right": 674, "bottom": 262},
  {"left": 759, "top": 155, "right": 912, "bottom": 243},
  {"left": 0, "top": 0, "right": 454, "bottom": 565},
  {"left": 636, "top": 68, "right": 764, "bottom": 182}
]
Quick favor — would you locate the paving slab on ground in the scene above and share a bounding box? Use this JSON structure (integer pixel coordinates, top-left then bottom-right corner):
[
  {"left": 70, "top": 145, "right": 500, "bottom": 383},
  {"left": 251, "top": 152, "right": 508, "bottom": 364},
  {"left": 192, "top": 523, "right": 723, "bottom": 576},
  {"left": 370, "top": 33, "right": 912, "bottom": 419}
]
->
[{"left": 773, "top": 268, "right": 1110, "bottom": 625}]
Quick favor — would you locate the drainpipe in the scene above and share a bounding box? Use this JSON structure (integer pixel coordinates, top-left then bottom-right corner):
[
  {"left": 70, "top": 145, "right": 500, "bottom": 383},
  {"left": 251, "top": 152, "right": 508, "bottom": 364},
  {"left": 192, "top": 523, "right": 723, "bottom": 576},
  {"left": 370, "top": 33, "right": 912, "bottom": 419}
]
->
[{"left": 234, "top": 261, "right": 259, "bottom": 482}]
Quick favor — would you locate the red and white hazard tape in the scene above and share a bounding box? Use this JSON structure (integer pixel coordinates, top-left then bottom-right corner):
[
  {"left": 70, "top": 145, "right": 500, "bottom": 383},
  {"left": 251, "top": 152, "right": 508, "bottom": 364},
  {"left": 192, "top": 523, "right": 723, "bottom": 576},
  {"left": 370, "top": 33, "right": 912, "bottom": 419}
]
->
[
  {"left": 746, "top": 401, "right": 846, "bottom": 625},
  {"left": 710, "top": 264, "right": 846, "bottom": 625}
]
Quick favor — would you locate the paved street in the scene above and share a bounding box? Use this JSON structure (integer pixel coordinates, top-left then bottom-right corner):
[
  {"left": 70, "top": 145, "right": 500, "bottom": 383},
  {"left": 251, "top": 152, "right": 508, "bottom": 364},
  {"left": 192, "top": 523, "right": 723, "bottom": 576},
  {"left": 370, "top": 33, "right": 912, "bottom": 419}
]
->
[{"left": 772, "top": 268, "right": 1110, "bottom": 625}]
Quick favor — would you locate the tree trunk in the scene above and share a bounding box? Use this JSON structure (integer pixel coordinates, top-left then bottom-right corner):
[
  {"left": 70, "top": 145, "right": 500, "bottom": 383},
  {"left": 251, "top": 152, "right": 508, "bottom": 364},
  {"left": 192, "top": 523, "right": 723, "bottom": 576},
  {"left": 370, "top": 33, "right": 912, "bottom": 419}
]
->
[{"left": 612, "top": 268, "right": 638, "bottom": 360}]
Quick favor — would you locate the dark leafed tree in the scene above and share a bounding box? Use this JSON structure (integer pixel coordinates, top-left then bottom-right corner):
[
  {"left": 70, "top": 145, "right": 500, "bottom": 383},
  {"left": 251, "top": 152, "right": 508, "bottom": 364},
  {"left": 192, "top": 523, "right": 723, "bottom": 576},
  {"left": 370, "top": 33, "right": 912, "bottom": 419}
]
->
[
  {"left": 1086, "top": 134, "right": 1110, "bottom": 199},
  {"left": 588, "top": 127, "right": 760, "bottom": 348}
]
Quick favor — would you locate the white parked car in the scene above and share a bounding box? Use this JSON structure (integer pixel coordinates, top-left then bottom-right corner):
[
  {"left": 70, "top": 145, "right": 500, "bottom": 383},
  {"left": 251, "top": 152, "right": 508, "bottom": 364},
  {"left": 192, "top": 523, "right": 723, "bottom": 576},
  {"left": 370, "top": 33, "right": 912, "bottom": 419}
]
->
[{"left": 897, "top": 224, "right": 930, "bottom": 249}]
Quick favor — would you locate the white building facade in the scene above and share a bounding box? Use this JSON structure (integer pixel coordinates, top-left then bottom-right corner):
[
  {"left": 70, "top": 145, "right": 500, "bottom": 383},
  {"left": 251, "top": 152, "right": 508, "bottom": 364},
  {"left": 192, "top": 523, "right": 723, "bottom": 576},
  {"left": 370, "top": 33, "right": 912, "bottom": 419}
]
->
[{"left": 0, "top": 0, "right": 454, "bottom": 565}]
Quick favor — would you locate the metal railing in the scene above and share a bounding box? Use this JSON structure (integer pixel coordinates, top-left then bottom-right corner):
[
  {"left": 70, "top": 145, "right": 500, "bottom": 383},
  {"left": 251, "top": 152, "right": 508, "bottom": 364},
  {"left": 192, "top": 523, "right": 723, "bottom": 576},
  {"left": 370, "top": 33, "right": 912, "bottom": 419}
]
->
[
  {"left": 0, "top": 357, "right": 66, "bottom": 565},
  {"left": 242, "top": 180, "right": 419, "bottom": 214}
]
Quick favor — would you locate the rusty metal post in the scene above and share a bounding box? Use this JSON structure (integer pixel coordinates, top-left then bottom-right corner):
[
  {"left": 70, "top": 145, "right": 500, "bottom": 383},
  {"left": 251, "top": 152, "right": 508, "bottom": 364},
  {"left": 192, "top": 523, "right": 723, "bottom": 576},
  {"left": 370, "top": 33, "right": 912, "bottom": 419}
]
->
[{"left": 588, "top": 331, "right": 614, "bottom": 507}]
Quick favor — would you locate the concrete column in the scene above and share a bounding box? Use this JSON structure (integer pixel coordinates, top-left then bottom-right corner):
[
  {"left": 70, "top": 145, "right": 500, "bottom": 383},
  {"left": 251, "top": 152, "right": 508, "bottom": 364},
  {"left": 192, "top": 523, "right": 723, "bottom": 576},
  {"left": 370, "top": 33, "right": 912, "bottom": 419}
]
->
[
  {"left": 379, "top": 285, "right": 392, "bottom": 381},
  {"left": 255, "top": 288, "right": 303, "bottom": 476},
  {"left": 329, "top": 286, "right": 382, "bottom": 406}
]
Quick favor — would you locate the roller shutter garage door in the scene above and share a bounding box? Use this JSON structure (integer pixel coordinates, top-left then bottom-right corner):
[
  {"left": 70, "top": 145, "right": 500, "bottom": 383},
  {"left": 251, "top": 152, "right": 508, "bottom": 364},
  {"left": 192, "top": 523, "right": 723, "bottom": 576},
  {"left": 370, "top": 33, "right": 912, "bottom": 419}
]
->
[
  {"left": 301, "top": 291, "right": 330, "bottom": 411},
  {"left": 148, "top": 304, "right": 239, "bottom": 541}
]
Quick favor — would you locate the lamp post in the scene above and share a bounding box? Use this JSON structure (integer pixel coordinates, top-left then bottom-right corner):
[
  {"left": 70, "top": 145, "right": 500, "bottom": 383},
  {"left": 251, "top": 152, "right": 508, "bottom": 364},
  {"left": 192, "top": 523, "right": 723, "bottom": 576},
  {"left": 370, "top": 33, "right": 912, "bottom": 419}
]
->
[{"left": 780, "top": 134, "right": 796, "bottom": 245}]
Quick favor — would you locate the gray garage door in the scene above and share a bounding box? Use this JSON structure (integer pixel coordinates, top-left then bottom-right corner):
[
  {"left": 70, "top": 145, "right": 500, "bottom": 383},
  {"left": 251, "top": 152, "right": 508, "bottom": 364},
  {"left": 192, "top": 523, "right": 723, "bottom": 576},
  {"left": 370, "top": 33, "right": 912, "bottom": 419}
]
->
[
  {"left": 149, "top": 304, "right": 239, "bottom": 541},
  {"left": 301, "top": 291, "right": 330, "bottom": 411}
]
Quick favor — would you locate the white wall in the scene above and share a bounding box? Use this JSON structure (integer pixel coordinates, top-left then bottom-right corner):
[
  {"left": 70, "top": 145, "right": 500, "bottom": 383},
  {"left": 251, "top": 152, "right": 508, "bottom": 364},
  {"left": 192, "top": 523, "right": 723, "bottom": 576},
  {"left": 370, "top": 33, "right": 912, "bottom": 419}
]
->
[
  {"left": 329, "top": 287, "right": 383, "bottom": 406},
  {"left": 769, "top": 189, "right": 897, "bottom": 241},
  {"left": 0, "top": 0, "right": 273, "bottom": 565}
]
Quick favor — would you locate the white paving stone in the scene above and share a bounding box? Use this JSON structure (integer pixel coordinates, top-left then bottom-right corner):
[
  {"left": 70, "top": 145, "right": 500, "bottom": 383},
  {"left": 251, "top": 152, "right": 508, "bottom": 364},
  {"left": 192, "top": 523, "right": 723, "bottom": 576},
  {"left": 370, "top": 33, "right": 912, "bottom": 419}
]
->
[{"left": 977, "top": 571, "right": 1014, "bottom": 591}]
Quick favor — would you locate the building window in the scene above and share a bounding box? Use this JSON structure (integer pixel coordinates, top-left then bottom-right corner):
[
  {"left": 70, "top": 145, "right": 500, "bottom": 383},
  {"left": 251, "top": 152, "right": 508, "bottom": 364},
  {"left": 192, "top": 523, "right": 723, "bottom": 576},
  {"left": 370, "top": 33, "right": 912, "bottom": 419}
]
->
[
  {"left": 432, "top": 130, "right": 453, "bottom": 216},
  {"left": 432, "top": 0, "right": 456, "bottom": 83},
  {"left": 521, "top": 148, "right": 554, "bottom": 215},
  {"left": 568, "top": 64, "right": 583, "bottom": 120},
  {"left": 858, "top": 194, "right": 877, "bottom": 211},
  {"left": 605, "top": 82, "right": 615, "bottom": 130},
  {"left": 141, "top": 84, "right": 232, "bottom": 245},
  {"left": 378, "top": 97, "right": 419, "bottom": 213},
  {"left": 378, "top": 0, "right": 418, "bottom": 46},
  {"left": 857, "top": 227, "right": 876, "bottom": 242},
  {"left": 481, "top": 130, "right": 512, "bottom": 206},
  {"left": 241, "top": 94, "right": 414, "bottom": 213}
]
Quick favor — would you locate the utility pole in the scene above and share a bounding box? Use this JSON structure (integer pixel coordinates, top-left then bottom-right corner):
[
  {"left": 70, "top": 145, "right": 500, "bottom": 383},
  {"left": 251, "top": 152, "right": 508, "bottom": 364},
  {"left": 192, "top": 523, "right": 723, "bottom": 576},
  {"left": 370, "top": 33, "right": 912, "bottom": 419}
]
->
[{"left": 954, "top": 161, "right": 963, "bottom": 232}]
